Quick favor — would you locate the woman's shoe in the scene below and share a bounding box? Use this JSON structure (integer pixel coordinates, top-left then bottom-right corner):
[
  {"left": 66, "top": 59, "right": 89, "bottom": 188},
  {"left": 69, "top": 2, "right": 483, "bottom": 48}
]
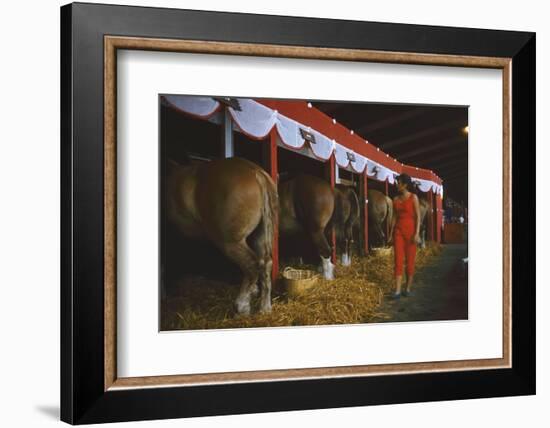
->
[
  {"left": 391, "top": 292, "right": 401, "bottom": 300},
  {"left": 402, "top": 290, "right": 413, "bottom": 297}
]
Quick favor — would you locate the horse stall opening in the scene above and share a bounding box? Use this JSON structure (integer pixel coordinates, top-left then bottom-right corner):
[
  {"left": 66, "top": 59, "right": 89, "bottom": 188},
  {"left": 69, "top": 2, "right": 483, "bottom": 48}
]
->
[
  {"left": 276, "top": 144, "right": 334, "bottom": 267},
  {"left": 366, "top": 176, "right": 393, "bottom": 248},
  {"left": 365, "top": 175, "right": 437, "bottom": 249},
  {"left": 336, "top": 166, "right": 363, "bottom": 259},
  {"left": 160, "top": 101, "right": 270, "bottom": 299}
]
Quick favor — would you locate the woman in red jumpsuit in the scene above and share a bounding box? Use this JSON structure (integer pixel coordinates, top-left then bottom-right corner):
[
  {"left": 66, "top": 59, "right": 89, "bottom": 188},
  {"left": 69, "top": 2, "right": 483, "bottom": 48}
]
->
[{"left": 388, "top": 174, "right": 421, "bottom": 299}]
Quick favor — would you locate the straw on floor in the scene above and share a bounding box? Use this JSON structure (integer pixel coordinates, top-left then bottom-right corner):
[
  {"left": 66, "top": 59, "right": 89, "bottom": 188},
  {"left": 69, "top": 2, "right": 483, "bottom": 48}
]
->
[{"left": 161, "top": 242, "right": 443, "bottom": 330}]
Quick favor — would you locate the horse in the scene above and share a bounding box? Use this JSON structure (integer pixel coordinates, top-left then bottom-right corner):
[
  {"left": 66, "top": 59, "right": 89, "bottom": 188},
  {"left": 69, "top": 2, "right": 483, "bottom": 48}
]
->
[
  {"left": 166, "top": 157, "right": 278, "bottom": 315},
  {"left": 418, "top": 197, "right": 431, "bottom": 248},
  {"left": 278, "top": 174, "right": 336, "bottom": 280},
  {"left": 334, "top": 185, "right": 360, "bottom": 266},
  {"left": 367, "top": 189, "right": 393, "bottom": 247}
]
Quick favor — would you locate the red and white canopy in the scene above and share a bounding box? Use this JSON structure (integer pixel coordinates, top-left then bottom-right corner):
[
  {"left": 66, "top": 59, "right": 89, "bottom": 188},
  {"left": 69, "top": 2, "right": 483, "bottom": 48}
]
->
[{"left": 162, "top": 95, "right": 444, "bottom": 196}]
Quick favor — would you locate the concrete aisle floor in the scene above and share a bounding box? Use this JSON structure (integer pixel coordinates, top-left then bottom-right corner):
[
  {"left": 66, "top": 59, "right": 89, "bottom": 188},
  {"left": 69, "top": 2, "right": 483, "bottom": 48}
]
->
[{"left": 372, "top": 243, "right": 468, "bottom": 323}]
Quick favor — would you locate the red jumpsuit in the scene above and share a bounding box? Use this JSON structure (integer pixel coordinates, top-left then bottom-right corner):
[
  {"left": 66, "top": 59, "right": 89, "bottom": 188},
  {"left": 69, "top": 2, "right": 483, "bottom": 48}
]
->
[{"left": 393, "top": 193, "right": 417, "bottom": 277}]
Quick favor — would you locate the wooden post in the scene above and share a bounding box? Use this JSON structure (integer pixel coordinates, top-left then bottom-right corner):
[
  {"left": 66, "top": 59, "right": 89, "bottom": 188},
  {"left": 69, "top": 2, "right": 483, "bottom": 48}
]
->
[
  {"left": 262, "top": 129, "right": 279, "bottom": 280},
  {"left": 221, "top": 108, "right": 234, "bottom": 158},
  {"left": 363, "top": 173, "right": 369, "bottom": 255},
  {"left": 327, "top": 154, "right": 337, "bottom": 263},
  {"left": 427, "top": 189, "right": 434, "bottom": 242}
]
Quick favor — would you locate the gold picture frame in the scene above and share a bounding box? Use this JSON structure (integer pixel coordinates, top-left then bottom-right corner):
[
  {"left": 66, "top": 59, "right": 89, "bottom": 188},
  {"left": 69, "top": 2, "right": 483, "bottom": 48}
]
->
[{"left": 104, "top": 36, "right": 511, "bottom": 391}]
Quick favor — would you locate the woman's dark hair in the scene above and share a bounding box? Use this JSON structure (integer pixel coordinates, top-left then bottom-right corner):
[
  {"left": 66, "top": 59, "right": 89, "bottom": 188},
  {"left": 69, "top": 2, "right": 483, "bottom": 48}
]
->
[{"left": 396, "top": 173, "right": 412, "bottom": 188}]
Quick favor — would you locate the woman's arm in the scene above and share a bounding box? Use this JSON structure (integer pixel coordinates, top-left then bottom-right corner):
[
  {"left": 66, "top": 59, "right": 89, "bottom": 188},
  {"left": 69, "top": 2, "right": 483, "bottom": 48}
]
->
[{"left": 413, "top": 195, "right": 421, "bottom": 241}]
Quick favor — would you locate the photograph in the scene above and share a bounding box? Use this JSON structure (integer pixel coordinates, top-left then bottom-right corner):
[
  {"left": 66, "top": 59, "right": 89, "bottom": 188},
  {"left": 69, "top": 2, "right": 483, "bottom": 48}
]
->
[
  {"left": 159, "top": 95, "right": 468, "bottom": 331},
  {"left": 56, "top": 2, "right": 536, "bottom": 423}
]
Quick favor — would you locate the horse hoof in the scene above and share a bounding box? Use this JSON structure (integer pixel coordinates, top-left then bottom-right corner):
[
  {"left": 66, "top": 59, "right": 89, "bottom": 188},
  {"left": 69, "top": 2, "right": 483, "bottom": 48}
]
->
[
  {"left": 259, "top": 303, "right": 272, "bottom": 314},
  {"left": 235, "top": 300, "right": 251, "bottom": 316},
  {"left": 320, "top": 256, "right": 335, "bottom": 280},
  {"left": 323, "top": 268, "right": 335, "bottom": 280},
  {"left": 341, "top": 253, "right": 351, "bottom": 266},
  {"left": 319, "top": 269, "right": 334, "bottom": 280}
]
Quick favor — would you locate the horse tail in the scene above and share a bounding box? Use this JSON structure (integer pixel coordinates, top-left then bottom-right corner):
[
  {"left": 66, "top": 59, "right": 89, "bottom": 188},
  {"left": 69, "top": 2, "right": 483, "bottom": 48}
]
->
[
  {"left": 347, "top": 189, "right": 360, "bottom": 230},
  {"left": 255, "top": 169, "right": 279, "bottom": 260},
  {"left": 385, "top": 196, "right": 393, "bottom": 230}
]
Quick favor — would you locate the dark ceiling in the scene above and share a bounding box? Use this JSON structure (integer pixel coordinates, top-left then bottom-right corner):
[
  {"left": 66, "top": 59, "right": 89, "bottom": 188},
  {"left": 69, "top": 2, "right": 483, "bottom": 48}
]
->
[{"left": 313, "top": 101, "right": 468, "bottom": 205}]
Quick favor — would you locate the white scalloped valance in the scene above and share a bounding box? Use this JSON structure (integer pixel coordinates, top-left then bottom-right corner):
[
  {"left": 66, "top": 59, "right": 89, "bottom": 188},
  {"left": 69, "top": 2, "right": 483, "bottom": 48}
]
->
[
  {"left": 274, "top": 114, "right": 305, "bottom": 149},
  {"left": 365, "top": 160, "right": 397, "bottom": 184},
  {"left": 162, "top": 95, "right": 443, "bottom": 196},
  {"left": 307, "top": 128, "right": 335, "bottom": 161},
  {"left": 163, "top": 95, "right": 220, "bottom": 118},
  {"left": 413, "top": 178, "right": 444, "bottom": 197},
  {"left": 350, "top": 153, "right": 368, "bottom": 174},
  {"left": 334, "top": 143, "right": 351, "bottom": 169},
  {"left": 228, "top": 98, "right": 277, "bottom": 139}
]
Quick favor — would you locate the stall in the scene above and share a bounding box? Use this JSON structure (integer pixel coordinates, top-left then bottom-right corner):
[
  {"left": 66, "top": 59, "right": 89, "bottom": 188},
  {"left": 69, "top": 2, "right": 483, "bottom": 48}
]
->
[{"left": 162, "top": 95, "right": 444, "bottom": 278}]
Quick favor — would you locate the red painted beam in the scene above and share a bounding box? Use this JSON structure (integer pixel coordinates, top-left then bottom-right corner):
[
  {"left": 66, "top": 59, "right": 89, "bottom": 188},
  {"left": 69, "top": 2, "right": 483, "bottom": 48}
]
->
[
  {"left": 427, "top": 189, "right": 434, "bottom": 241},
  {"left": 363, "top": 172, "right": 369, "bottom": 255},
  {"left": 264, "top": 129, "right": 279, "bottom": 280},
  {"left": 385, "top": 179, "right": 390, "bottom": 240},
  {"left": 330, "top": 156, "right": 337, "bottom": 264},
  {"left": 327, "top": 154, "right": 337, "bottom": 264}
]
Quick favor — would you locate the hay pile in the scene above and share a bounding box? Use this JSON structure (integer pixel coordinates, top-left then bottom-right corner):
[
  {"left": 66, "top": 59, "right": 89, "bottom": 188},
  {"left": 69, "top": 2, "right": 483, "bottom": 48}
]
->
[{"left": 161, "top": 242, "right": 443, "bottom": 331}]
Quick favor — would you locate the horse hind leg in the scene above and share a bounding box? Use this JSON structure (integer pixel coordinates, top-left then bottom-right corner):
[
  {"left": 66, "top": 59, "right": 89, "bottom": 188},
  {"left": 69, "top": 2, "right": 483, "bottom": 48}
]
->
[
  {"left": 249, "top": 219, "right": 273, "bottom": 314},
  {"left": 374, "top": 221, "right": 385, "bottom": 247},
  {"left": 218, "top": 241, "right": 260, "bottom": 316},
  {"left": 310, "top": 228, "right": 334, "bottom": 280},
  {"left": 257, "top": 256, "right": 273, "bottom": 314},
  {"left": 342, "top": 223, "right": 354, "bottom": 266}
]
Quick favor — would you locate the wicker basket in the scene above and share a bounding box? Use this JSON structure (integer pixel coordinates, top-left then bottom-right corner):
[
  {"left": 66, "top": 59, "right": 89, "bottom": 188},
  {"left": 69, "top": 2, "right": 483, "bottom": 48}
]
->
[
  {"left": 280, "top": 267, "right": 319, "bottom": 297},
  {"left": 371, "top": 247, "right": 392, "bottom": 257}
]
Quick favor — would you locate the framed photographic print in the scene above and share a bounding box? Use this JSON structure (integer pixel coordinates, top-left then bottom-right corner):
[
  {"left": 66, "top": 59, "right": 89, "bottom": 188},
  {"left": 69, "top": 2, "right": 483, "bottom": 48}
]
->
[{"left": 60, "top": 2, "right": 535, "bottom": 424}]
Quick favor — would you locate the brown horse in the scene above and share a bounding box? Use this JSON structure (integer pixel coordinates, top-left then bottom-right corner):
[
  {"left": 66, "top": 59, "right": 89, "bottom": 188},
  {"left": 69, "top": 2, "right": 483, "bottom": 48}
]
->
[
  {"left": 279, "top": 174, "right": 335, "bottom": 279},
  {"left": 367, "top": 189, "right": 393, "bottom": 247},
  {"left": 418, "top": 197, "right": 431, "bottom": 247},
  {"left": 167, "top": 157, "right": 278, "bottom": 315},
  {"left": 334, "top": 185, "right": 360, "bottom": 266}
]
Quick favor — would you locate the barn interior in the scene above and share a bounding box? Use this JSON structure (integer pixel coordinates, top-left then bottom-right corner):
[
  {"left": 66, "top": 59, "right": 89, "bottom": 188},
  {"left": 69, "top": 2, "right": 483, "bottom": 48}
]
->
[
  {"left": 160, "top": 97, "right": 468, "bottom": 299},
  {"left": 161, "top": 105, "right": 337, "bottom": 284},
  {"left": 313, "top": 101, "right": 468, "bottom": 247},
  {"left": 313, "top": 101, "right": 469, "bottom": 205}
]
